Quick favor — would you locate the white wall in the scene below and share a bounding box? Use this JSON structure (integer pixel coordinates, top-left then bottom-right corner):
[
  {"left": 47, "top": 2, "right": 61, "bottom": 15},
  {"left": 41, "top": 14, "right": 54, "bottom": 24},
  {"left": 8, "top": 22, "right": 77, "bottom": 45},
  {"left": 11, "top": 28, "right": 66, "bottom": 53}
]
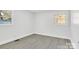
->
[
  {"left": 71, "top": 11, "right": 79, "bottom": 48},
  {"left": 0, "top": 10, "right": 72, "bottom": 46},
  {"left": 35, "top": 10, "right": 71, "bottom": 39},
  {"left": 0, "top": 10, "right": 34, "bottom": 45}
]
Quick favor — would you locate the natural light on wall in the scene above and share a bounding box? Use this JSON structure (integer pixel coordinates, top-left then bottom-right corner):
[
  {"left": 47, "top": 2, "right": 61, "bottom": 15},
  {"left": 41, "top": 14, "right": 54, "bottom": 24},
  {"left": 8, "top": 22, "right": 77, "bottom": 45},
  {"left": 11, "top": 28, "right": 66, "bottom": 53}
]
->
[
  {"left": 55, "top": 15, "right": 66, "bottom": 24},
  {"left": 72, "top": 14, "right": 79, "bottom": 24},
  {"left": 73, "top": 19, "right": 79, "bottom": 24}
]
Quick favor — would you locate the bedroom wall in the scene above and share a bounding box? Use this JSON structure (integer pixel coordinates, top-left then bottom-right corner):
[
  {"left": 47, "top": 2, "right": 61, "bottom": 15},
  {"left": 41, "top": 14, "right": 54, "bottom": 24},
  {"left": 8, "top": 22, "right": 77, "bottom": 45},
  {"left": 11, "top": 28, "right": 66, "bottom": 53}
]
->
[
  {"left": 0, "top": 10, "right": 72, "bottom": 46},
  {"left": 35, "top": 10, "right": 71, "bottom": 39},
  {"left": 71, "top": 10, "right": 79, "bottom": 48},
  {"left": 0, "top": 10, "right": 34, "bottom": 45}
]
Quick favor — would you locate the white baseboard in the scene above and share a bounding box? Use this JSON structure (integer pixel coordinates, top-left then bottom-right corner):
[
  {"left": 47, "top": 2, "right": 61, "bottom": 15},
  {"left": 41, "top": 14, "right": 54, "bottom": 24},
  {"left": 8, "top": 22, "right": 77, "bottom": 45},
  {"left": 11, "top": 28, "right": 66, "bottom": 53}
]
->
[
  {"left": 0, "top": 33, "right": 33, "bottom": 45},
  {"left": 35, "top": 33, "right": 71, "bottom": 39}
]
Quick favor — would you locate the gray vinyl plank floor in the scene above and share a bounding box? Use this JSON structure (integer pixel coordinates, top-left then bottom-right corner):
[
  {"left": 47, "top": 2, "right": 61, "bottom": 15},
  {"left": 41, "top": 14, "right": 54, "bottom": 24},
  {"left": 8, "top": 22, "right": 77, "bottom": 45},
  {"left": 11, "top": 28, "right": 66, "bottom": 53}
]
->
[{"left": 0, "top": 34, "right": 73, "bottom": 49}]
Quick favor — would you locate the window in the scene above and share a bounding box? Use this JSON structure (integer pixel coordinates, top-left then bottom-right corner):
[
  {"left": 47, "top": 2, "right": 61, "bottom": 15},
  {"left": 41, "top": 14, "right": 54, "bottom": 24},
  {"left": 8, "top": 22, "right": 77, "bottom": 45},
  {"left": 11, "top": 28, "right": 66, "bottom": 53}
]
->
[
  {"left": 55, "top": 15, "right": 66, "bottom": 24},
  {"left": 0, "top": 10, "right": 12, "bottom": 24}
]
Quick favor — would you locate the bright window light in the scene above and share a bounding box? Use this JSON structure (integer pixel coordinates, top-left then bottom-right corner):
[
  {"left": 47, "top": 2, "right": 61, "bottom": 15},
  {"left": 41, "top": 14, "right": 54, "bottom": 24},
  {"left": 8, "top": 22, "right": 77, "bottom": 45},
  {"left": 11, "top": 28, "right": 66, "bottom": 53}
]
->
[
  {"left": 73, "top": 19, "right": 79, "bottom": 24},
  {"left": 55, "top": 15, "right": 66, "bottom": 24},
  {"left": 72, "top": 14, "right": 79, "bottom": 24}
]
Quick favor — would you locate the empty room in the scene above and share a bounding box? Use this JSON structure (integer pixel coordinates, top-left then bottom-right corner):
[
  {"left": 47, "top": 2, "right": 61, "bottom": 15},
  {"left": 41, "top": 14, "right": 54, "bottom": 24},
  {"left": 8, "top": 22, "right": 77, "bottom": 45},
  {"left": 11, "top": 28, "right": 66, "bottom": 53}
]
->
[{"left": 0, "top": 10, "right": 78, "bottom": 49}]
